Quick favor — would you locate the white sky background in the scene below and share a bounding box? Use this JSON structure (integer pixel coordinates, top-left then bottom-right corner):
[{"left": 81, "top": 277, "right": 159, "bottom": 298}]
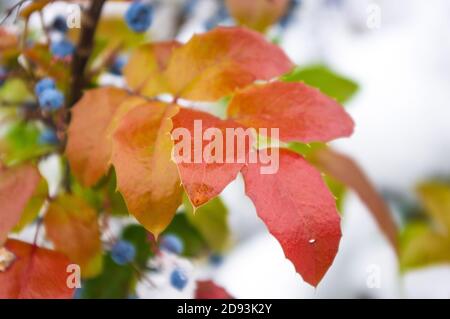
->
[{"left": 3, "top": 0, "right": 450, "bottom": 298}]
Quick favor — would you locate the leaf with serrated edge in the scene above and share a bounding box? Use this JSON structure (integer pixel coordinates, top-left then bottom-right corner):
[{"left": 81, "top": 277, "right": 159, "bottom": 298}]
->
[
  {"left": 228, "top": 81, "right": 354, "bottom": 143},
  {"left": 241, "top": 149, "right": 341, "bottom": 286}
]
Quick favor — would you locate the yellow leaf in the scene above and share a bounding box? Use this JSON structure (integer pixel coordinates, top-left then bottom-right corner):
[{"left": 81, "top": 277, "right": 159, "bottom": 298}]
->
[
  {"left": 111, "top": 103, "right": 183, "bottom": 237},
  {"left": 44, "top": 194, "right": 103, "bottom": 279}
]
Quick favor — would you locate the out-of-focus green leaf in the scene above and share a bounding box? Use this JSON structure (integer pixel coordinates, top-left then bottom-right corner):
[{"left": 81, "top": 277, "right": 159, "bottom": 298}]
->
[
  {"left": 80, "top": 254, "right": 136, "bottom": 299},
  {"left": 416, "top": 182, "right": 450, "bottom": 230},
  {"left": 325, "top": 175, "right": 346, "bottom": 213},
  {"left": 281, "top": 65, "right": 358, "bottom": 104},
  {"left": 13, "top": 177, "right": 48, "bottom": 232},
  {"left": 122, "top": 224, "right": 153, "bottom": 268},
  {"left": 162, "top": 213, "right": 208, "bottom": 257},
  {"left": 104, "top": 170, "right": 129, "bottom": 216},
  {"left": 0, "top": 122, "right": 54, "bottom": 165},
  {"left": 0, "top": 79, "right": 33, "bottom": 105},
  {"left": 400, "top": 222, "right": 450, "bottom": 272},
  {"left": 184, "top": 195, "right": 230, "bottom": 252}
]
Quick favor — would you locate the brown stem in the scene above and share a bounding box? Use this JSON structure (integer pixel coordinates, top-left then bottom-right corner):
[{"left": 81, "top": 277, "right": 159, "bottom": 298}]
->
[{"left": 68, "top": 0, "right": 107, "bottom": 107}]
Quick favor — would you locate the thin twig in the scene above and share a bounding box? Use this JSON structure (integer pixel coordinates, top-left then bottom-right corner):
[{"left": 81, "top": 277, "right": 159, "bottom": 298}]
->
[{"left": 68, "top": 0, "right": 107, "bottom": 107}]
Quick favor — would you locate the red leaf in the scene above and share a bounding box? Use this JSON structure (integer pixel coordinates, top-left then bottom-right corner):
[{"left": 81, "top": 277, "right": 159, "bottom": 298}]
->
[
  {"left": 0, "top": 239, "right": 74, "bottom": 299},
  {"left": 164, "top": 27, "right": 293, "bottom": 101},
  {"left": 0, "top": 164, "right": 41, "bottom": 244},
  {"left": 241, "top": 149, "right": 341, "bottom": 286},
  {"left": 172, "top": 108, "right": 249, "bottom": 208},
  {"left": 228, "top": 82, "right": 354, "bottom": 143},
  {"left": 195, "top": 280, "right": 233, "bottom": 299}
]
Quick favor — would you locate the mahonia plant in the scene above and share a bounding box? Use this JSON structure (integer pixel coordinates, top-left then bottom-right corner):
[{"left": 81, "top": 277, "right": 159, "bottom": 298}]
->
[{"left": 0, "top": 0, "right": 397, "bottom": 299}]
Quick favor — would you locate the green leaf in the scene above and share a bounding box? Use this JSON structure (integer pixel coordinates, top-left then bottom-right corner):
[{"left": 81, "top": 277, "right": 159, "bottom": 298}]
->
[
  {"left": 13, "top": 176, "right": 48, "bottom": 232},
  {"left": 122, "top": 224, "right": 153, "bottom": 268},
  {"left": 184, "top": 195, "right": 230, "bottom": 252},
  {"left": 80, "top": 254, "right": 136, "bottom": 299},
  {"left": 0, "top": 79, "right": 33, "bottom": 105},
  {"left": 400, "top": 222, "right": 450, "bottom": 272},
  {"left": 281, "top": 65, "right": 358, "bottom": 104},
  {"left": 162, "top": 213, "right": 208, "bottom": 257},
  {"left": 0, "top": 121, "right": 54, "bottom": 165},
  {"left": 416, "top": 182, "right": 450, "bottom": 230}
]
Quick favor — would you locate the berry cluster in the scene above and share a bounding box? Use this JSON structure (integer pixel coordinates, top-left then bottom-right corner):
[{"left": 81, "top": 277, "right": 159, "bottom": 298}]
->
[{"left": 34, "top": 77, "right": 64, "bottom": 111}]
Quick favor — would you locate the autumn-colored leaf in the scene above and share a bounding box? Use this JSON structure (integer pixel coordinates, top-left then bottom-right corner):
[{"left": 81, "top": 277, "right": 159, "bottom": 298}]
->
[
  {"left": 66, "top": 87, "right": 130, "bottom": 187},
  {"left": 309, "top": 147, "right": 398, "bottom": 253},
  {"left": 172, "top": 108, "right": 249, "bottom": 208},
  {"left": 19, "top": 0, "right": 52, "bottom": 19},
  {"left": 124, "top": 41, "right": 181, "bottom": 95},
  {"left": 44, "top": 194, "right": 103, "bottom": 278},
  {"left": 195, "top": 280, "right": 233, "bottom": 299},
  {"left": 225, "top": 0, "right": 289, "bottom": 32},
  {"left": 0, "top": 239, "right": 73, "bottom": 299},
  {"left": 241, "top": 148, "right": 341, "bottom": 287},
  {"left": 0, "top": 164, "right": 42, "bottom": 245},
  {"left": 164, "top": 27, "right": 293, "bottom": 101},
  {"left": 228, "top": 81, "right": 354, "bottom": 143},
  {"left": 24, "top": 44, "right": 70, "bottom": 87},
  {"left": 111, "top": 103, "right": 183, "bottom": 237}
]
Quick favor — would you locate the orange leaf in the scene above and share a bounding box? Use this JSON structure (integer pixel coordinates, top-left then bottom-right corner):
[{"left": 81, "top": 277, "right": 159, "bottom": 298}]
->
[
  {"left": 164, "top": 27, "right": 293, "bottom": 101},
  {"left": 44, "top": 195, "right": 103, "bottom": 278},
  {"left": 310, "top": 147, "right": 398, "bottom": 253},
  {"left": 111, "top": 103, "right": 183, "bottom": 236},
  {"left": 242, "top": 149, "right": 341, "bottom": 286},
  {"left": 172, "top": 108, "right": 248, "bottom": 208},
  {"left": 228, "top": 82, "right": 354, "bottom": 143},
  {"left": 0, "top": 239, "right": 73, "bottom": 299},
  {"left": 225, "top": 0, "right": 290, "bottom": 32},
  {"left": 20, "top": 0, "right": 52, "bottom": 19},
  {"left": 124, "top": 41, "right": 181, "bottom": 95},
  {"left": 0, "top": 164, "right": 41, "bottom": 245},
  {"left": 66, "top": 87, "right": 130, "bottom": 187}
]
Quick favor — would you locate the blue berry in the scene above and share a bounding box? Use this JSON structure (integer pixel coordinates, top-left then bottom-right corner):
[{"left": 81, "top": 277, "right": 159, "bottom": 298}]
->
[
  {"left": 170, "top": 268, "right": 188, "bottom": 291},
  {"left": 125, "top": 2, "right": 153, "bottom": 33},
  {"left": 38, "top": 88, "right": 64, "bottom": 111},
  {"left": 0, "top": 67, "right": 7, "bottom": 86},
  {"left": 160, "top": 234, "right": 184, "bottom": 255},
  {"left": 39, "top": 128, "right": 59, "bottom": 145},
  {"left": 111, "top": 240, "right": 136, "bottom": 266},
  {"left": 51, "top": 39, "right": 75, "bottom": 59},
  {"left": 110, "top": 55, "right": 127, "bottom": 76},
  {"left": 52, "top": 15, "right": 68, "bottom": 33},
  {"left": 35, "top": 77, "right": 56, "bottom": 96}
]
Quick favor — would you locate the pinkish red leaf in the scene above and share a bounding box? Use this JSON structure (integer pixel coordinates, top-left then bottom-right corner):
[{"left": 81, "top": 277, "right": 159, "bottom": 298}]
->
[
  {"left": 241, "top": 149, "right": 341, "bottom": 286},
  {"left": 0, "top": 239, "right": 74, "bottom": 299},
  {"left": 0, "top": 164, "right": 42, "bottom": 245},
  {"left": 171, "top": 108, "right": 249, "bottom": 208},
  {"left": 195, "top": 280, "right": 233, "bottom": 299},
  {"left": 228, "top": 82, "right": 354, "bottom": 143}
]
